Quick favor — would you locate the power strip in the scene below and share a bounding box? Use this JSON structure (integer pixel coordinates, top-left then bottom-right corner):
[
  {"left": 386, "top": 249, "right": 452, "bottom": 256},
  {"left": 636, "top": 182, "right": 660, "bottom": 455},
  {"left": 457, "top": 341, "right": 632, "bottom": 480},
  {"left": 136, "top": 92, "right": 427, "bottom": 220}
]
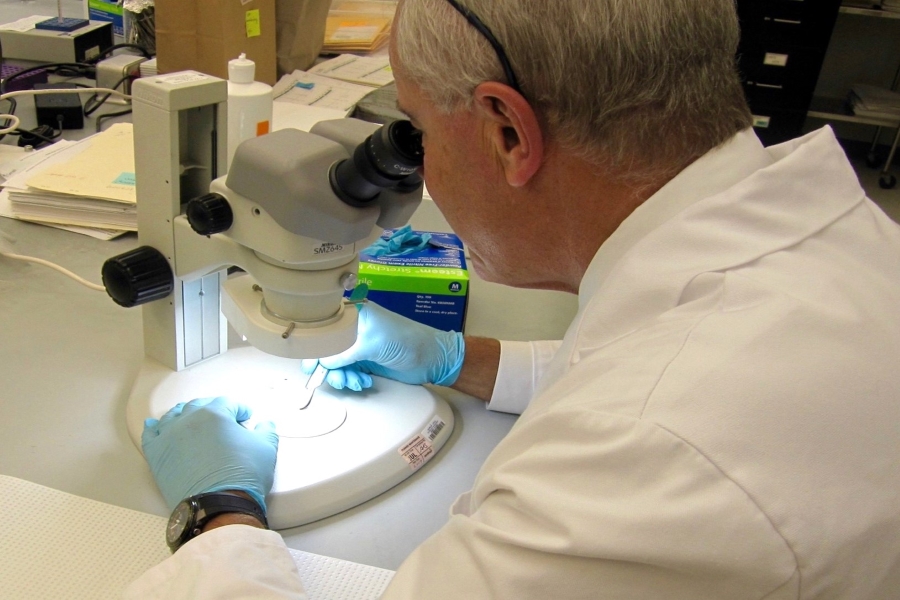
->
[{"left": 96, "top": 54, "right": 147, "bottom": 105}]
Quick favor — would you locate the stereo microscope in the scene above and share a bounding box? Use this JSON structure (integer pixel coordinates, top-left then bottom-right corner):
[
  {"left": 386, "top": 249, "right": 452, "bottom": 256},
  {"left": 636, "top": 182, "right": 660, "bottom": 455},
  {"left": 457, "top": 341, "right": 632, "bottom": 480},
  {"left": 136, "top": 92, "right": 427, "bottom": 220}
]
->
[{"left": 101, "top": 71, "right": 454, "bottom": 529}]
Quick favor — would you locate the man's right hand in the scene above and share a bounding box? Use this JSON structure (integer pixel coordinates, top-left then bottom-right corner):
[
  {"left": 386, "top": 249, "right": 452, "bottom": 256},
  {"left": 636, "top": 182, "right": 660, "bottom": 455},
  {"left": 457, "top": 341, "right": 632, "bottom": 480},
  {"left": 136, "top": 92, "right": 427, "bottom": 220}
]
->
[
  {"left": 141, "top": 397, "right": 278, "bottom": 512},
  {"left": 300, "top": 302, "right": 465, "bottom": 391}
]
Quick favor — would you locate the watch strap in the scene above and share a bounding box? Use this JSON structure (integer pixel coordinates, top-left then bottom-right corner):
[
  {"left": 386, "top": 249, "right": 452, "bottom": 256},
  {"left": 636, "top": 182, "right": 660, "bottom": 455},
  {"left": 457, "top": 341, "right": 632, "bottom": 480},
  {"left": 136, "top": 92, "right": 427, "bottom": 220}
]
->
[
  {"left": 169, "top": 491, "right": 268, "bottom": 552},
  {"left": 193, "top": 491, "right": 268, "bottom": 525}
]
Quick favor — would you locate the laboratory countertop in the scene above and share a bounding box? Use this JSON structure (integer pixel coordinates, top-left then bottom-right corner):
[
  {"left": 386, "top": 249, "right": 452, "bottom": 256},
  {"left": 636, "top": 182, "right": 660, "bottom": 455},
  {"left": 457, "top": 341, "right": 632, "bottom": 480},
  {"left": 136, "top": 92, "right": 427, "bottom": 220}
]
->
[{"left": 0, "top": 214, "right": 578, "bottom": 570}]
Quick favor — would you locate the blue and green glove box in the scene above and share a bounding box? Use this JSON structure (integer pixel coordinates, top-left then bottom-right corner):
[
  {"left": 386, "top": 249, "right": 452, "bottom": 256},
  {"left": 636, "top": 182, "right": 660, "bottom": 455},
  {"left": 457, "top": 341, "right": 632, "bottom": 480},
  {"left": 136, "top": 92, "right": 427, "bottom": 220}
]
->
[{"left": 355, "top": 230, "right": 469, "bottom": 333}]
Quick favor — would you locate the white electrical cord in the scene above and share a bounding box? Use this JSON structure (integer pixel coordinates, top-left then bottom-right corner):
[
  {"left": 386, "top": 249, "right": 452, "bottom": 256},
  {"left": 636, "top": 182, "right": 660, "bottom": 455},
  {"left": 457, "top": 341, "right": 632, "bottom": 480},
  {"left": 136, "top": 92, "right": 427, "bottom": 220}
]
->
[
  {"left": 0, "top": 87, "right": 132, "bottom": 135},
  {"left": 0, "top": 249, "right": 106, "bottom": 291}
]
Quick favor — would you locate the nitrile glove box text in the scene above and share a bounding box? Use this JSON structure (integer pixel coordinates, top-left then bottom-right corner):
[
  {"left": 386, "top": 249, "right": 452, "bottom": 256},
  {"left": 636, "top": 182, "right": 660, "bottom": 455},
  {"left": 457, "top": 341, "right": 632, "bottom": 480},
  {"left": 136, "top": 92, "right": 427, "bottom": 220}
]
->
[{"left": 356, "top": 231, "right": 468, "bottom": 333}]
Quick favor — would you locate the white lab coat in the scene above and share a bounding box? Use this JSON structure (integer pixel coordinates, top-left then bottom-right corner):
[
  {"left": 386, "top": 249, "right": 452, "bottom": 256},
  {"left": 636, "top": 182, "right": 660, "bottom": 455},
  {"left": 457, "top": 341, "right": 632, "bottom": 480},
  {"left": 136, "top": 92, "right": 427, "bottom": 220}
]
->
[{"left": 127, "top": 127, "right": 900, "bottom": 599}]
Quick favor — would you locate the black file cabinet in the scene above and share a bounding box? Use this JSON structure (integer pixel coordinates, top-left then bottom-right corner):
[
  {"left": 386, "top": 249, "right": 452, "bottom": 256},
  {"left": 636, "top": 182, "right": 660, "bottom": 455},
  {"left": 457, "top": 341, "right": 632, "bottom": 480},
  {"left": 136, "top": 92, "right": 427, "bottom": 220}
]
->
[{"left": 736, "top": 0, "right": 844, "bottom": 145}]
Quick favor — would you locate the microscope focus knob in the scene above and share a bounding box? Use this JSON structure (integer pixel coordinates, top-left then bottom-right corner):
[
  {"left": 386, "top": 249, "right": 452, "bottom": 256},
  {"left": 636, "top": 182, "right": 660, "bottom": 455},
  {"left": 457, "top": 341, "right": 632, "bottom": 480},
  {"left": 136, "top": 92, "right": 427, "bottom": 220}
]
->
[
  {"left": 186, "top": 193, "right": 233, "bottom": 236},
  {"left": 101, "top": 246, "right": 174, "bottom": 308}
]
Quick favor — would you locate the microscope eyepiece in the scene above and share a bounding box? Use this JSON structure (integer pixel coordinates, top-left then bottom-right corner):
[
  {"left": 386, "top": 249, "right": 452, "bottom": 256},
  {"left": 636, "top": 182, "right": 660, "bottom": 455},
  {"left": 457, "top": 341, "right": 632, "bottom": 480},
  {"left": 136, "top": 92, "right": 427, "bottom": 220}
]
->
[
  {"left": 330, "top": 119, "right": 424, "bottom": 207},
  {"left": 368, "top": 119, "right": 424, "bottom": 178}
]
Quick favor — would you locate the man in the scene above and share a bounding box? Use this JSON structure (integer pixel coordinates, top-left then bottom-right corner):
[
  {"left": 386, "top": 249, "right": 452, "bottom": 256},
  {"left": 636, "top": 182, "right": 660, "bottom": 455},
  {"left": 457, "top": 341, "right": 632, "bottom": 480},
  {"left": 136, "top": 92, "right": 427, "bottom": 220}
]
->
[{"left": 128, "top": 0, "right": 900, "bottom": 598}]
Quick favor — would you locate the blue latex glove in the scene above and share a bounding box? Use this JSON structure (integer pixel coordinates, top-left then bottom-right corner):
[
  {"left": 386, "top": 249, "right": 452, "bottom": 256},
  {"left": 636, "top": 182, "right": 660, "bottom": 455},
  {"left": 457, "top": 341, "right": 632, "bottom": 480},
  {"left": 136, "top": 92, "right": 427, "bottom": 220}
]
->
[
  {"left": 142, "top": 397, "right": 278, "bottom": 512},
  {"left": 301, "top": 302, "right": 465, "bottom": 391},
  {"left": 362, "top": 225, "right": 432, "bottom": 257}
]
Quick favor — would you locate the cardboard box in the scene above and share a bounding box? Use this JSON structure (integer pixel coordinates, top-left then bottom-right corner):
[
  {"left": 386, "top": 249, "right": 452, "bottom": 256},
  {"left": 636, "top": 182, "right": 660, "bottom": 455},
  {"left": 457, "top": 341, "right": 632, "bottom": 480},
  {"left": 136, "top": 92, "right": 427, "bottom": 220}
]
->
[
  {"left": 355, "top": 230, "right": 469, "bottom": 333},
  {"left": 155, "top": 0, "right": 277, "bottom": 85}
]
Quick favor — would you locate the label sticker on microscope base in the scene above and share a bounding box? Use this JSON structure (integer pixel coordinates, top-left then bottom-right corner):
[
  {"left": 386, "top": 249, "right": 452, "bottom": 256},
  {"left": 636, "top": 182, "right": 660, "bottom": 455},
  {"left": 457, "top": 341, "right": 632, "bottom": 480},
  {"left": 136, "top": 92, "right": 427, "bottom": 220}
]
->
[{"left": 398, "top": 416, "right": 446, "bottom": 471}]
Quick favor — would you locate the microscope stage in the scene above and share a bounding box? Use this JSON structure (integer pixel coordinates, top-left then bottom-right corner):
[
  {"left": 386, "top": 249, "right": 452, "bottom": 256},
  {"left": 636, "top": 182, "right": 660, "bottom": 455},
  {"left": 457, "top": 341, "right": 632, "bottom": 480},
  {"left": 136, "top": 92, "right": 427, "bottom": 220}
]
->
[{"left": 125, "top": 346, "right": 454, "bottom": 530}]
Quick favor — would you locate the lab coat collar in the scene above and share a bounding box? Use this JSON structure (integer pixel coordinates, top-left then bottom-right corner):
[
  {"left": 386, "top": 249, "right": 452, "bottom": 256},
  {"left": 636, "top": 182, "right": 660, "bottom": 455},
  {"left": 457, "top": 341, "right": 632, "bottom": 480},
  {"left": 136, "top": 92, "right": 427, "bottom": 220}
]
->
[
  {"left": 572, "top": 125, "right": 866, "bottom": 351},
  {"left": 578, "top": 128, "right": 773, "bottom": 304}
]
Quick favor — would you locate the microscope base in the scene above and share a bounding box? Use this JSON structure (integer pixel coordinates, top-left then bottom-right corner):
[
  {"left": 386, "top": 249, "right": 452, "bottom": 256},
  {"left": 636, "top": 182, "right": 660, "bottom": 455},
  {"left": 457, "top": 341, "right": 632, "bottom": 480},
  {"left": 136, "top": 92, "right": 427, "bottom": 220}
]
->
[{"left": 125, "top": 346, "right": 455, "bottom": 530}]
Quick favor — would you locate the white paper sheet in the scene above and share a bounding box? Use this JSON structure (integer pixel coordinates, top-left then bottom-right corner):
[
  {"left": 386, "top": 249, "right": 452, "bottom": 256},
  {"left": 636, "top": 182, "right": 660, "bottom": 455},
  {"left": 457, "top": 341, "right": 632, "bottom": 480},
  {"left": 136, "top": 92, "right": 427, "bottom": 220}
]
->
[
  {"left": 273, "top": 71, "right": 374, "bottom": 115},
  {"left": 0, "top": 15, "right": 53, "bottom": 31},
  {"left": 309, "top": 54, "right": 394, "bottom": 87}
]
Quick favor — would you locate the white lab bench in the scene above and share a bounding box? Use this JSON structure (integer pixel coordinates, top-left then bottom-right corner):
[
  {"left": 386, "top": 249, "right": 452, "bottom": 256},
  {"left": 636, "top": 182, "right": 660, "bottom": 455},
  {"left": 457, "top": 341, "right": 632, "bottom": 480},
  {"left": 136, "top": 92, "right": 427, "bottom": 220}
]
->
[{"left": 0, "top": 212, "right": 577, "bottom": 570}]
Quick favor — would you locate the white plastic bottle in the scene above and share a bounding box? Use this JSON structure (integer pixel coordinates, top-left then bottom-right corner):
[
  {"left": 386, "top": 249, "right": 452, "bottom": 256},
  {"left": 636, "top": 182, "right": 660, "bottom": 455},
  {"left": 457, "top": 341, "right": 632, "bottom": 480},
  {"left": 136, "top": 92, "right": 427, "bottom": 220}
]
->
[{"left": 226, "top": 53, "right": 273, "bottom": 169}]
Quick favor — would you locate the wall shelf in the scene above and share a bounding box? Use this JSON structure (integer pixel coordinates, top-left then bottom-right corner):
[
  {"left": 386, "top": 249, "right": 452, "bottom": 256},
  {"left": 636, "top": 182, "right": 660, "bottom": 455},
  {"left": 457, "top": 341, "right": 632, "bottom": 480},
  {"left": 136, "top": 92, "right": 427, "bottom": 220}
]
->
[
  {"left": 808, "top": 96, "right": 900, "bottom": 128},
  {"left": 839, "top": 5, "right": 900, "bottom": 20}
]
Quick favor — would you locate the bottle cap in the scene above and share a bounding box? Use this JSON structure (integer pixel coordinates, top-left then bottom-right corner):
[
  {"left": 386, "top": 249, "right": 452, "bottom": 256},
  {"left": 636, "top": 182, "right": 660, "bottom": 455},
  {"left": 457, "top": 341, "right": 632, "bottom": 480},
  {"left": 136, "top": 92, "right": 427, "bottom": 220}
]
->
[{"left": 228, "top": 53, "right": 256, "bottom": 84}]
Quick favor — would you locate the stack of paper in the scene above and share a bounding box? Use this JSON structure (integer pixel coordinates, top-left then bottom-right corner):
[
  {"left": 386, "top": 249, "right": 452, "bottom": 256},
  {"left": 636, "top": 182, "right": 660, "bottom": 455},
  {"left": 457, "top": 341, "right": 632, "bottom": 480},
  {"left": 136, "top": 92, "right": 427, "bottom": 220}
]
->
[
  {"left": 309, "top": 54, "right": 394, "bottom": 87},
  {"left": 273, "top": 70, "right": 375, "bottom": 116},
  {"left": 272, "top": 54, "right": 393, "bottom": 119},
  {"left": 139, "top": 57, "right": 158, "bottom": 77},
  {"left": 0, "top": 123, "right": 136, "bottom": 240},
  {"left": 849, "top": 84, "right": 900, "bottom": 121},
  {"left": 323, "top": 1, "right": 396, "bottom": 54}
]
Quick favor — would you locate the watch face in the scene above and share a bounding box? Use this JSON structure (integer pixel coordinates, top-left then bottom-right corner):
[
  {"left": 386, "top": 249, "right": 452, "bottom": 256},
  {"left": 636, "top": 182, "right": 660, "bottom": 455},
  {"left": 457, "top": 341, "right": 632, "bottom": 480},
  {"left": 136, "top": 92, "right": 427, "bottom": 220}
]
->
[{"left": 166, "top": 500, "right": 193, "bottom": 547}]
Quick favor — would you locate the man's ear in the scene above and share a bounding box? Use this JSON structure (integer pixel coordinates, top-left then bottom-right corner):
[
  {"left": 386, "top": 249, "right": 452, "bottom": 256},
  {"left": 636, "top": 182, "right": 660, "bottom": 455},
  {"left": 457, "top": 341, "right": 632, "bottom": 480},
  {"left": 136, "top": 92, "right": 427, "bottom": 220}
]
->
[{"left": 473, "top": 82, "right": 544, "bottom": 187}]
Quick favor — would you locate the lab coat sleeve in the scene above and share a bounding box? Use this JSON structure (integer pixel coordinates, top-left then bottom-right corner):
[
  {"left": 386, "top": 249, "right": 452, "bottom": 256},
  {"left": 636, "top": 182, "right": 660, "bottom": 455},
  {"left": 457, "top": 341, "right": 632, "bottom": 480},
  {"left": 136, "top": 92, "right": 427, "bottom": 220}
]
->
[
  {"left": 381, "top": 408, "right": 799, "bottom": 599},
  {"left": 486, "top": 340, "right": 561, "bottom": 415},
  {"left": 124, "top": 525, "right": 308, "bottom": 600}
]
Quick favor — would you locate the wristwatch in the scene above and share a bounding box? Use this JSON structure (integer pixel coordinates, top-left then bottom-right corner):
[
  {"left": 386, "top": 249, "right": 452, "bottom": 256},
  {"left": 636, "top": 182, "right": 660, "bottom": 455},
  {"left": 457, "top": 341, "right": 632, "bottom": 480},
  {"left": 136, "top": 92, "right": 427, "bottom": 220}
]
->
[{"left": 166, "top": 491, "right": 268, "bottom": 553}]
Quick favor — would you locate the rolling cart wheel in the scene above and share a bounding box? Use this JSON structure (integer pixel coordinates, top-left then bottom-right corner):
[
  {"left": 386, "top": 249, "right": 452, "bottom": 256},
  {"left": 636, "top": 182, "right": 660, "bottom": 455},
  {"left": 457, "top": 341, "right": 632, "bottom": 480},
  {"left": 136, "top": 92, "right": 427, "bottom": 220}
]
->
[
  {"left": 879, "top": 175, "right": 897, "bottom": 190},
  {"left": 866, "top": 152, "right": 881, "bottom": 169}
]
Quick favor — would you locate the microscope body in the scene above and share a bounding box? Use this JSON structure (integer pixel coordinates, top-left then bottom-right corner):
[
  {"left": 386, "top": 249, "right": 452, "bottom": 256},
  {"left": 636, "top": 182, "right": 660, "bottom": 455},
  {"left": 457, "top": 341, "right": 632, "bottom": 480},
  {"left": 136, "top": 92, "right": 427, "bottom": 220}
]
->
[{"left": 106, "top": 72, "right": 423, "bottom": 367}]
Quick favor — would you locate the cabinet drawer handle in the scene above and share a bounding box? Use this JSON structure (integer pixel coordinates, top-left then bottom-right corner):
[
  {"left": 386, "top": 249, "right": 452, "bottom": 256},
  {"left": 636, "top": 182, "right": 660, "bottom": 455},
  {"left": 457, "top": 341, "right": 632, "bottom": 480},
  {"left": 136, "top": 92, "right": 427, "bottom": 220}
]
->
[
  {"left": 768, "top": 17, "right": 802, "bottom": 25},
  {"left": 755, "top": 83, "right": 784, "bottom": 89}
]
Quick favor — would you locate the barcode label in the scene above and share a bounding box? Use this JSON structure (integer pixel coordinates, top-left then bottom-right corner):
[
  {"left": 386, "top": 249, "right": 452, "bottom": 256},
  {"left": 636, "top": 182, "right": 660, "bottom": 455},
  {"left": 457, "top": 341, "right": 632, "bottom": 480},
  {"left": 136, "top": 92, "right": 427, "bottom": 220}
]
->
[{"left": 423, "top": 417, "right": 446, "bottom": 442}]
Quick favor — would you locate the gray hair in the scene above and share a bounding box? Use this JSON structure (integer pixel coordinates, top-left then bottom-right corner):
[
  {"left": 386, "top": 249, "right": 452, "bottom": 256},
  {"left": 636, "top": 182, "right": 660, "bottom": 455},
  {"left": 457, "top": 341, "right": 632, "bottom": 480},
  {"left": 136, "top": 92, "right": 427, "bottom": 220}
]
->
[{"left": 394, "top": 0, "right": 752, "bottom": 181}]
